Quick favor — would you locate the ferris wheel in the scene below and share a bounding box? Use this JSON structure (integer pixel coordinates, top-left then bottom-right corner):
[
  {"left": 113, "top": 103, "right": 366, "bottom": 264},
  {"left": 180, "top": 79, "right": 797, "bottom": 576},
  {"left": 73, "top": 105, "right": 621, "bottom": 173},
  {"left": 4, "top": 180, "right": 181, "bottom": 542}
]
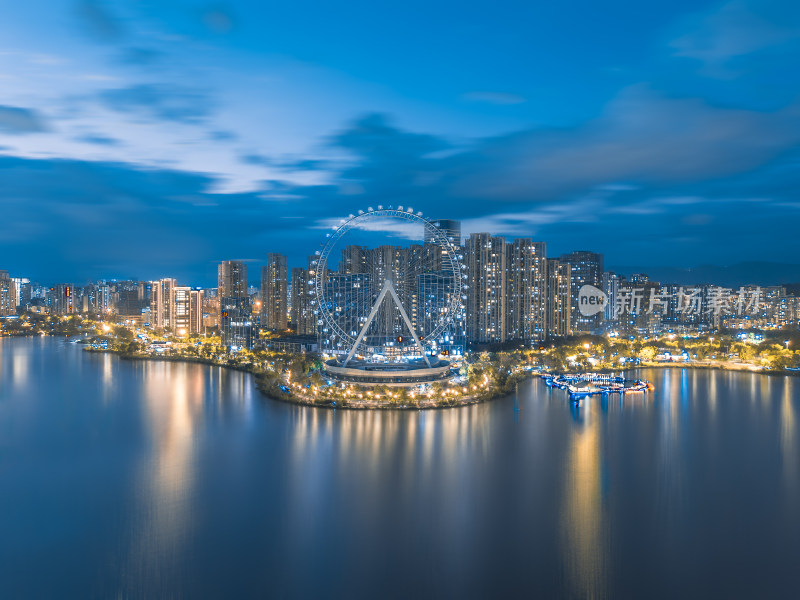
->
[{"left": 313, "top": 207, "right": 463, "bottom": 367}]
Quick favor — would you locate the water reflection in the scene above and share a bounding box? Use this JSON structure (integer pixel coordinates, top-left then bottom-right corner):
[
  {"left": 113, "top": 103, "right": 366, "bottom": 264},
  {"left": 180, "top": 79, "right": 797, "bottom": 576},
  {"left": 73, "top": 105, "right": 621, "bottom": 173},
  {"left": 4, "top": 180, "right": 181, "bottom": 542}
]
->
[
  {"left": 12, "top": 352, "right": 28, "bottom": 388},
  {"left": 101, "top": 353, "right": 113, "bottom": 403},
  {"left": 3, "top": 339, "right": 800, "bottom": 598},
  {"left": 126, "top": 362, "right": 209, "bottom": 586},
  {"left": 781, "top": 377, "right": 797, "bottom": 497},
  {"left": 561, "top": 398, "right": 606, "bottom": 598}
]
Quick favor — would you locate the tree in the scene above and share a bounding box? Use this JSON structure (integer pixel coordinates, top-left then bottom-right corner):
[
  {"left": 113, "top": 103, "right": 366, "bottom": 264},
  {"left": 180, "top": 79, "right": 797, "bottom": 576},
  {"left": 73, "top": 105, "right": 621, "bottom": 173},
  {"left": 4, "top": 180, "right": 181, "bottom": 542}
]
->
[
  {"left": 396, "top": 387, "right": 410, "bottom": 404},
  {"left": 639, "top": 347, "right": 656, "bottom": 361},
  {"left": 287, "top": 357, "right": 305, "bottom": 383},
  {"left": 124, "top": 341, "right": 143, "bottom": 354},
  {"left": 309, "top": 371, "right": 325, "bottom": 388}
]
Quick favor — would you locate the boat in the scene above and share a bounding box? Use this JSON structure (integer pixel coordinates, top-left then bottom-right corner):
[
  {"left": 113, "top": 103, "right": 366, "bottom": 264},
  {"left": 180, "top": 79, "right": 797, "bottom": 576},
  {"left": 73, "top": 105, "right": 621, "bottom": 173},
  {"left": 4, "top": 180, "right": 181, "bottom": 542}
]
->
[{"left": 544, "top": 373, "right": 653, "bottom": 399}]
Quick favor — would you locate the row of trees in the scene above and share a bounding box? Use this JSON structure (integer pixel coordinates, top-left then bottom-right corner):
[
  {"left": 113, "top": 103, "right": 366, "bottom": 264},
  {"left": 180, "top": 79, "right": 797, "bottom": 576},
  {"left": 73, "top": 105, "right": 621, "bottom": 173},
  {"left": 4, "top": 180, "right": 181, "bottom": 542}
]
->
[{"left": 530, "top": 332, "right": 800, "bottom": 372}]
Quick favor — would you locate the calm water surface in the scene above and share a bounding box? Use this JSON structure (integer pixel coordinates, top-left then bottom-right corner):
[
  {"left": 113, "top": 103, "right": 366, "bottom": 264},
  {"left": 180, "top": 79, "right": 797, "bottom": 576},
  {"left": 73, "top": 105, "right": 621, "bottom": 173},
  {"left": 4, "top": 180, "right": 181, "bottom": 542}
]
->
[{"left": 1, "top": 337, "right": 799, "bottom": 598}]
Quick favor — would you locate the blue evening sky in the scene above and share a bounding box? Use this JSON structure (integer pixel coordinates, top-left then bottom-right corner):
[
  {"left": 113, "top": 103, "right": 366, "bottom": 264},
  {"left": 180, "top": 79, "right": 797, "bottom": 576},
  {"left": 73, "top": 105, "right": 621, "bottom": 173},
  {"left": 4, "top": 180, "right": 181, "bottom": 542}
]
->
[{"left": 1, "top": 0, "right": 799, "bottom": 285}]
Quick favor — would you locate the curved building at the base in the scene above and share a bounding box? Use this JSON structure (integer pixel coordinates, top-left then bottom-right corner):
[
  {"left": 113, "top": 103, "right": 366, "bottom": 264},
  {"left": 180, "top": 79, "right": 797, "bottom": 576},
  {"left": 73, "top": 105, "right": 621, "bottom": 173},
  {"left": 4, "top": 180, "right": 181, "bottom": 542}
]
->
[{"left": 323, "top": 358, "right": 452, "bottom": 387}]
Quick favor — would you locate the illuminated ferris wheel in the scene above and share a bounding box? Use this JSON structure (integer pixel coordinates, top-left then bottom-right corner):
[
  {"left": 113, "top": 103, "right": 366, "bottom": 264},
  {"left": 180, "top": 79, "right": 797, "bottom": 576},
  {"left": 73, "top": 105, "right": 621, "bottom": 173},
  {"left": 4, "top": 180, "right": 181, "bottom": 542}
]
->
[{"left": 314, "top": 206, "right": 463, "bottom": 366}]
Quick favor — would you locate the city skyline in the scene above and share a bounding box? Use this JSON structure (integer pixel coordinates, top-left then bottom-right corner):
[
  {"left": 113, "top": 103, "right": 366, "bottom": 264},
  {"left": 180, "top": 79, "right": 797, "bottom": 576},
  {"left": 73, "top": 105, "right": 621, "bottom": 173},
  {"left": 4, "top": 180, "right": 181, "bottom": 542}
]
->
[
  {"left": 8, "top": 241, "right": 800, "bottom": 290},
  {"left": 4, "top": 225, "right": 799, "bottom": 350}
]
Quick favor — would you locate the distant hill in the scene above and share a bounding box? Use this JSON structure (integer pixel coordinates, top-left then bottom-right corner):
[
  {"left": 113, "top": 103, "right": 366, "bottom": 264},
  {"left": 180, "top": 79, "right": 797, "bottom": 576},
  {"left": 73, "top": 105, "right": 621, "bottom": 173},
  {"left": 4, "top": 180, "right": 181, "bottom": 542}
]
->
[{"left": 607, "top": 262, "right": 800, "bottom": 288}]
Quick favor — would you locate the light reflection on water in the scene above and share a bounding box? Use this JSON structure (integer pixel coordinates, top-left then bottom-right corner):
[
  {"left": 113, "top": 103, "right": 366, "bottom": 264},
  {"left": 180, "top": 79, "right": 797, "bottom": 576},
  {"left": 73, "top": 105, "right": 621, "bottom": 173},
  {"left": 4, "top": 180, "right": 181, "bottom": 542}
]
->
[
  {"left": 127, "top": 362, "right": 202, "bottom": 582},
  {"left": 561, "top": 399, "right": 606, "bottom": 598},
  {"left": 1, "top": 338, "right": 800, "bottom": 598},
  {"left": 781, "top": 378, "right": 797, "bottom": 500}
]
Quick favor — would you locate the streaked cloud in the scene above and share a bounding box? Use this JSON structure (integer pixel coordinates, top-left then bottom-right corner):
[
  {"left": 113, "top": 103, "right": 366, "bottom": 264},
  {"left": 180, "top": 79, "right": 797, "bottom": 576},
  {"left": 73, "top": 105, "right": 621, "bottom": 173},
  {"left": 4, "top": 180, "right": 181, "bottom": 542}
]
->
[
  {"left": 74, "top": 0, "right": 123, "bottom": 41},
  {"left": 208, "top": 130, "right": 238, "bottom": 142},
  {"left": 670, "top": 0, "right": 800, "bottom": 69},
  {"left": 453, "top": 86, "right": 800, "bottom": 199},
  {"left": 98, "top": 84, "right": 214, "bottom": 124},
  {"left": 0, "top": 106, "right": 48, "bottom": 134},
  {"left": 239, "top": 153, "right": 271, "bottom": 166},
  {"left": 117, "top": 47, "right": 163, "bottom": 66},
  {"left": 73, "top": 132, "right": 120, "bottom": 146}
]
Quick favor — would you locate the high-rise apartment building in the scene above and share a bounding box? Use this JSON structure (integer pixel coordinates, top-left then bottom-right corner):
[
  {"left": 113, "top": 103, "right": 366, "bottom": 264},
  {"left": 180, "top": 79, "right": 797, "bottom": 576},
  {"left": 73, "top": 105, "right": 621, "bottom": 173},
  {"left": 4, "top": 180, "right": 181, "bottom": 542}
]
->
[
  {"left": 340, "top": 245, "right": 369, "bottom": 275},
  {"left": 546, "top": 259, "right": 571, "bottom": 337},
  {"left": 218, "top": 260, "right": 248, "bottom": 299},
  {"left": 0, "top": 271, "right": 16, "bottom": 316},
  {"left": 77, "top": 285, "right": 92, "bottom": 314},
  {"left": 116, "top": 289, "right": 143, "bottom": 316},
  {"left": 290, "top": 267, "right": 303, "bottom": 328},
  {"left": 602, "top": 271, "right": 622, "bottom": 324},
  {"left": 421, "top": 223, "right": 465, "bottom": 355},
  {"left": 559, "top": 251, "right": 604, "bottom": 333},
  {"left": 659, "top": 283, "right": 682, "bottom": 325},
  {"left": 371, "top": 245, "right": 407, "bottom": 341},
  {"left": 425, "top": 219, "right": 461, "bottom": 246},
  {"left": 220, "top": 296, "right": 254, "bottom": 348},
  {"left": 465, "top": 233, "right": 506, "bottom": 343},
  {"left": 150, "top": 278, "right": 177, "bottom": 329},
  {"left": 172, "top": 286, "right": 192, "bottom": 333},
  {"left": 50, "top": 284, "right": 74, "bottom": 316},
  {"left": 261, "top": 254, "right": 288, "bottom": 330},
  {"left": 146, "top": 281, "right": 203, "bottom": 333},
  {"left": 775, "top": 296, "right": 799, "bottom": 329},
  {"left": 290, "top": 267, "right": 317, "bottom": 335},
  {"left": 164, "top": 287, "right": 203, "bottom": 334},
  {"left": 219, "top": 260, "right": 250, "bottom": 347},
  {"left": 10, "top": 277, "right": 29, "bottom": 308},
  {"left": 95, "top": 283, "right": 112, "bottom": 314},
  {"left": 619, "top": 276, "right": 663, "bottom": 336},
  {"left": 202, "top": 290, "right": 220, "bottom": 329},
  {"left": 189, "top": 289, "right": 204, "bottom": 334},
  {"left": 506, "top": 239, "right": 547, "bottom": 343}
]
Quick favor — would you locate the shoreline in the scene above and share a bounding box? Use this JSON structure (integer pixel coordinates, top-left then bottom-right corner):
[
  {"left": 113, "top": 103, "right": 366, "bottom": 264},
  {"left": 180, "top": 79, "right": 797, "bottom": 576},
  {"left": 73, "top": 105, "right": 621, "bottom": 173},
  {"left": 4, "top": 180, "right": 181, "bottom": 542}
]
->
[
  {"left": 84, "top": 346, "right": 517, "bottom": 410},
  {"left": 624, "top": 361, "right": 800, "bottom": 378},
  {"left": 79, "top": 344, "right": 800, "bottom": 410}
]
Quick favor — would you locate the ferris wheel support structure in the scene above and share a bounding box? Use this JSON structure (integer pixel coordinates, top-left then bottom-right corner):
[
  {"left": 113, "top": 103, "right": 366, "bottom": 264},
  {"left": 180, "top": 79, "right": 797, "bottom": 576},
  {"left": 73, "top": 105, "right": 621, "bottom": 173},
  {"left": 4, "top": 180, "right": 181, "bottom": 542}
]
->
[{"left": 343, "top": 278, "right": 431, "bottom": 368}]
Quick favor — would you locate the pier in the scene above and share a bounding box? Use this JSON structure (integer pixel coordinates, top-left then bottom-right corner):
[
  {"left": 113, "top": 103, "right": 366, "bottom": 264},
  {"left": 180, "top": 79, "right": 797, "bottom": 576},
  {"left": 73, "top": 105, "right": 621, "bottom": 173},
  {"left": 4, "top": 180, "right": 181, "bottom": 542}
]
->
[{"left": 541, "top": 373, "right": 653, "bottom": 400}]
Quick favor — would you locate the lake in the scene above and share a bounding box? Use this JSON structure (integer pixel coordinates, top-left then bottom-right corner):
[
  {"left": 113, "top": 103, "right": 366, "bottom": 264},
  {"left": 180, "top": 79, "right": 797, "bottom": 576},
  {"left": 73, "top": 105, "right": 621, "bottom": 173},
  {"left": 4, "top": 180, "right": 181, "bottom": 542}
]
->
[{"left": 1, "top": 337, "right": 799, "bottom": 598}]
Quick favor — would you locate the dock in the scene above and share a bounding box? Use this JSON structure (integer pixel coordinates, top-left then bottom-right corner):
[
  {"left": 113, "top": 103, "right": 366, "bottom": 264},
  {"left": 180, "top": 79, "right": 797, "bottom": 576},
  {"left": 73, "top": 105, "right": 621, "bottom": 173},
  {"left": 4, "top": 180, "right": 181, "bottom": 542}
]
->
[{"left": 541, "top": 372, "right": 653, "bottom": 400}]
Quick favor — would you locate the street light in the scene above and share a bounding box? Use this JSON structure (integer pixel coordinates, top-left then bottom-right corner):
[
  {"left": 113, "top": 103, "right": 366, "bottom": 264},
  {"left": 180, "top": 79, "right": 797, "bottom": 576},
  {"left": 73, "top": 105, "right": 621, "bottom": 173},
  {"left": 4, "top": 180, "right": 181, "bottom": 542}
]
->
[{"left": 785, "top": 340, "right": 790, "bottom": 349}]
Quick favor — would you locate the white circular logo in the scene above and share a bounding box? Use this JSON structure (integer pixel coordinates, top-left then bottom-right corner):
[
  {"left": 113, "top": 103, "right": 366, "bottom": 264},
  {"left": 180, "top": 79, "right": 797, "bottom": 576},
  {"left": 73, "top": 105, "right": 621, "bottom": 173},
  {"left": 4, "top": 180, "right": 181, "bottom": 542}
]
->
[{"left": 578, "top": 285, "right": 607, "bottom": 316}]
